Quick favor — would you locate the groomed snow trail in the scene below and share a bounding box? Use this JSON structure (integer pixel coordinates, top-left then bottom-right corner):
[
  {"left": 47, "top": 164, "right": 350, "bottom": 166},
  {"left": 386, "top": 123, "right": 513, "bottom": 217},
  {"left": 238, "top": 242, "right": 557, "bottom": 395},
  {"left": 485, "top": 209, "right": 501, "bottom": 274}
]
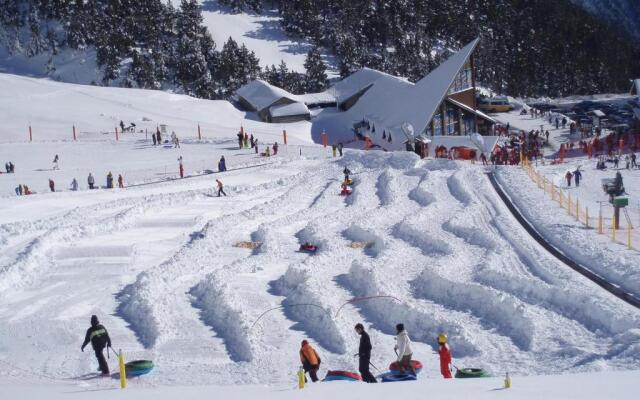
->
[{"left": 1, "top": 151, "right": 639, "bottom": 389}]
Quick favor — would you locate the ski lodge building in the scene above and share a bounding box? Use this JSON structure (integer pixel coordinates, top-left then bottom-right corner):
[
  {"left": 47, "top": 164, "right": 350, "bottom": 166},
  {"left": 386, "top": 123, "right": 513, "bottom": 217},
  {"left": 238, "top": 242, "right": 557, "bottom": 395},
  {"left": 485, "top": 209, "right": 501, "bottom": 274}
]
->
[{"left": 234, "top": 38, "right": 499, "bottom": 157}]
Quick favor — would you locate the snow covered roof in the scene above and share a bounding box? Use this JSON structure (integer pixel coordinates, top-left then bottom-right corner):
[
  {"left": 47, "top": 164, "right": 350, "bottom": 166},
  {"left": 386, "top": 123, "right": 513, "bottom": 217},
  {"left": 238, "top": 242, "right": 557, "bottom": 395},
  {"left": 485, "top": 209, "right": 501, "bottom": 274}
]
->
[
  {"left": 345, "top": 38, "right": 480, "bottom": 139},
  {"left": 329, "top": 68, "right": 406, "bottom": 104},
  {"left": 296, "top": 91, "right": 336, "bottom": 106},
  {"left": 236, "top": 80, "right": 294, "bottom": 112},
  {"left": 269, "top": 102, "right": 310, "bottom": 118},
  {"left": 589, "top": 110, "right": 606, "bottom": 117}
]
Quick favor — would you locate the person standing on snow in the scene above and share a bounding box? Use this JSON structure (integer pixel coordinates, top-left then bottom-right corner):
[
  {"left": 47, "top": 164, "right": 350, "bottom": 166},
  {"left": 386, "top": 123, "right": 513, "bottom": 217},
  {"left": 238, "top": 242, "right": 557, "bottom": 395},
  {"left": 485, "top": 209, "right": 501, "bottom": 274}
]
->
[
  {"left": 437, "top": 334, "right": 453, "bottom": 379},
  {"left": 354, "top": 323, "right": 377, "bottom": 383},
  {"left": 106, "top": 172, "right": 114, "bottom": 189},
  {"left": 179, "top": 156, "right": 184, "bottom": 178},
  {"left": 88, "top": 173, "right": 95, "bottom": 189},
  {"left": 299, "top": 340, "right": 321, "bottom": 382},
  {"left": 216, "top": 179, "right": 226, "bottom": 197},
  {"left": 337, "top": 143, "right": 344, "bottom": 157},
  {"left": 117, "top": 174, "right": 124, "bottom": 188},
  {"left": 574, "top": 169, "right": 582, "bottom": 187},
  {"left": 71, "top": 178, "right": 78, "bottom": 191},
  {"left": 218, "top": 156, "right": 226, "bottom": 172},
  {"left": 53, "top": 154, "right": 59, "bottom": 170},
  {"left": 273, "top": 142, "right": 279, "bottom": 155},
  {"left": 81, "top": 315, "right": 112, "bottom": 376},
  {"left": 394, "top": 324, "right": 415, "bottom": 375},
  {"left": 343, "top": 167, "right": 351, "bottom": 182},
  {"left": 49, "top": 178, "right": 55, "bottom": 192},
  {"left": 565, "top": 170, "right": 573, "bottom": 187}
]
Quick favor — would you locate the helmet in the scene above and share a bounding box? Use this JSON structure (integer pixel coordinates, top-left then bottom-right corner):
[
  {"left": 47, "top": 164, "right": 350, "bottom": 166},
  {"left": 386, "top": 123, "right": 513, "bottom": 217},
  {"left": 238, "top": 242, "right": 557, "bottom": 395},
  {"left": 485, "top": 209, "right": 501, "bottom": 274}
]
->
[{"left": 437, "top": 334, "right": 447, "bottom": 344}]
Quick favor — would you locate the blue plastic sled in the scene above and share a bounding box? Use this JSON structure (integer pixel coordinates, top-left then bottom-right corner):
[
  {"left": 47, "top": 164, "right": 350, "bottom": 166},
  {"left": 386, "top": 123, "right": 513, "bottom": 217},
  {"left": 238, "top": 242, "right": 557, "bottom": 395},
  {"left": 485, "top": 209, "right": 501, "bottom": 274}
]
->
[{"left": 380, "top": 372, "right": 417, "bottom": 382}]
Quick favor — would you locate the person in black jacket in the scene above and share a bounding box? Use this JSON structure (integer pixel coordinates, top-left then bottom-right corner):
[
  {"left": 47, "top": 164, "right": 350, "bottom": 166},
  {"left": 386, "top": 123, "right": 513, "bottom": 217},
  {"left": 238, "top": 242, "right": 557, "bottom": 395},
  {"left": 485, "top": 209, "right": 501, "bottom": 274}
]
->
[
  {"left": 81, "top": 315, "right": 112, "bottom": 375},
  {"left": 355, "top": 323, "right": 377, "bottom": 383}
]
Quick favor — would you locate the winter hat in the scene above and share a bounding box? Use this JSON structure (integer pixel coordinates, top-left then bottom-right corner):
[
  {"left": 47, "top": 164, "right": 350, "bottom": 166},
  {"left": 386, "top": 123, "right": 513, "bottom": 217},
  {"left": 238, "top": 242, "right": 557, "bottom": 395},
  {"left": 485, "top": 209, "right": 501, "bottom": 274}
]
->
[
  {"left": 90, "top": 315, "right": 99, "bottom": 326},
  {"left": 301, "top": 340, "right": 309, "bottom": 347},
  {"left": 396, "top": 323, "right": 405, "bottom": 332}
]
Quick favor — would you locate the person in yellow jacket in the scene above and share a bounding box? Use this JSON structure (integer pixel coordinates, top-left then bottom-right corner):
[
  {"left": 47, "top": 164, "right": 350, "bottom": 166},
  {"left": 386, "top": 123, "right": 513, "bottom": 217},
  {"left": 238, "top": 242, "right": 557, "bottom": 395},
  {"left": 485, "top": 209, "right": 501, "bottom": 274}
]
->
[{"left": 299, "top": 340, "right": 321, "bottom": 382}]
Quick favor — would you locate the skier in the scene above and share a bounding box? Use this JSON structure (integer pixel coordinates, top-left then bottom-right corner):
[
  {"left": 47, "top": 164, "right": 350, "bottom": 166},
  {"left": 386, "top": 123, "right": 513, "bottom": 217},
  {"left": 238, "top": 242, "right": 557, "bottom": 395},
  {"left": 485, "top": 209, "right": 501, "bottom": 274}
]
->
[
  {"left": 343, "top": 167, "right": 351, "bottom": 182},
  {"left": 106, "top": 172, "right": 114, "bottom": 189},
  {"left": 117, "top": 174, "right": 124, "bottom": 188},
  {"left": 81, "top": 315, "right": 112, "bottom": 376},
  {"left": 53, "top": 154, "right": 59, "bottom": 170},
  {"left": 354, "top": 323, "right": 377, "bottom": 383},
  {"left": 49, "top": 178, "right": 55, "bottom": 192},
  {"left": 87, "top": 173, "right": 95, "bottom": 190},
  {"left": 337, "top": 143, "right": 344, "bottom": 157},
  {"left": 273, "top": 142, "right": 279, "bottom": 155},
  {"left": 437, "top": 334, "right": 453, "bottom": 379},
  {"left": 574, "top": 168, "right": 582, "bottom": 187},
  {"left": 218, "top": 156, "right": 227, "bottom": 172},
  {"left": 299, "top": 340, "right": 321, "bottom": 383},
  {"left": 565, "top": 170, "right": 573, "bottom": 187},
  {"left": 216, "top": 179, "right": 226, "bottom": 197},
  {"left": 394, "top": 323, "right": 415, "bottom": 375},
  {"left": 71, "top": 178, "right": 78, "bottom": 191}
]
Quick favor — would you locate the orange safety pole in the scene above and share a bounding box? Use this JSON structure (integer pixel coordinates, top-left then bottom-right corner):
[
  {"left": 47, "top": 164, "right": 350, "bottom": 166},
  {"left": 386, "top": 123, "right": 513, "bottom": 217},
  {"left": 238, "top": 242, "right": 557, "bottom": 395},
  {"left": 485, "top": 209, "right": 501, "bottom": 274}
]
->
[
  {"left": 322, "top": 130, "right": 328, "bottom": 148},
  {"left": 73, "top": 125, "right": 77, "bottom": 141},
  {"left": 283, "top": 129, "right": 287, "bottom": 145},
  {"left": 198, "top": 124, "right": 202, "bottom": 140},
  {"left": 575, "top": 198, "right": 579, "bottom": 221},
  {"left": 29, "top": 125, "right": 33, "bottom": 142},
  {"left": 585, "top": 207, "right": 589, "bottom": 228}
]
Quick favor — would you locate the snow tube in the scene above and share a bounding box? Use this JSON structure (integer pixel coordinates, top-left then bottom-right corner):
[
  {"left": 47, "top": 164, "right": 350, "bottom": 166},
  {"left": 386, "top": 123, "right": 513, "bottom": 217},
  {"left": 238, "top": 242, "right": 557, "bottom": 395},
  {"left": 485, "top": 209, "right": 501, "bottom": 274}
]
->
[
  {"left": 455, "top": 368, "right": 490, "bottom": 378},
  {"left": 340, "top": 190, "right": 352, "bottom": 196},
  {"left": 125, "top": 360, "right": 154, "bottom": 377},
  {"left": 389, "top": 360, "right": 423, "bottom": 375},
  {"left": 380, "top": 372, "right": 417, "bottom": 382},
  {"left": 299, "top": 245, "right": 318, "bottom": 253},
  {"left": 324, "top": 370, "right": 362, "bottom": 382}
]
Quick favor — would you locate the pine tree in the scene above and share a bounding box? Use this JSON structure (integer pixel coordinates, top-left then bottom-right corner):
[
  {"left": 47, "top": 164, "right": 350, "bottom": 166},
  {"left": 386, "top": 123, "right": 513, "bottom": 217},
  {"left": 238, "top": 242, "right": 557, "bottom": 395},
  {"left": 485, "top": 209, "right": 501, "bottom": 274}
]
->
[{"left": 304, "top": 46, "right": 327, "bottom": 92}]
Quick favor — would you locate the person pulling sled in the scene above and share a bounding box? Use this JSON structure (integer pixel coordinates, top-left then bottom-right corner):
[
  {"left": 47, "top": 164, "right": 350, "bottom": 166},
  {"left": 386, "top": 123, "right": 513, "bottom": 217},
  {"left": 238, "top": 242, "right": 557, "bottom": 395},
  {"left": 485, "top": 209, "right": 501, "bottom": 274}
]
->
[
  {"left": 437, "top": 334, "right": 453, "bottom": 379},
  {"left": 81, "top": 315, "right": 112, "bottom": 376}
]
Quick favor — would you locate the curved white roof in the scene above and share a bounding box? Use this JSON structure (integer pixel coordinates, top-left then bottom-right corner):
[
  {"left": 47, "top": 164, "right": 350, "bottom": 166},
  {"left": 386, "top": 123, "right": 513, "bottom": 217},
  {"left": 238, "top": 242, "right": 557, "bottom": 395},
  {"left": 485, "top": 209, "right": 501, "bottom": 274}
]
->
[{"left": 236, "top": 79, "right": 295, "bottom": 112}]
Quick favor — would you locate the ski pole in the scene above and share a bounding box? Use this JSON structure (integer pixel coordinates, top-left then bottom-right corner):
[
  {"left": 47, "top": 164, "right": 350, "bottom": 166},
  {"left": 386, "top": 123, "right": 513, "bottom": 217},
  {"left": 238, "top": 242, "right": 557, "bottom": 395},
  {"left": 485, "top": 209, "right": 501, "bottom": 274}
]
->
[{"left": 369, "top": 361, "right": 382, "bottom": 373}]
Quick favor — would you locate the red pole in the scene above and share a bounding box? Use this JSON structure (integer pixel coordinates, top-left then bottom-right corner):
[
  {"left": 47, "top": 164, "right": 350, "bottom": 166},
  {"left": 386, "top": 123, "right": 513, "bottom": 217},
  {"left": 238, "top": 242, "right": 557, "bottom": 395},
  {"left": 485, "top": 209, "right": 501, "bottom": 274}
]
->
[
  {"left": 322, "top": 131, "right": 327, "bottom": 148},
  {"left": 283, "top": 129, "right": 287, "bottom": 145},
  {"left": 73, "top": 125, "right": 77, "bottom": 141},
  {"left": 198, "top": 124, "right": 202, "bottom": 140},
  {"left": 29, "top": 125, "right": 33, "bottom": 142},
  {"left": 115, "top": 127, "right": 119, "bottom": 141}
]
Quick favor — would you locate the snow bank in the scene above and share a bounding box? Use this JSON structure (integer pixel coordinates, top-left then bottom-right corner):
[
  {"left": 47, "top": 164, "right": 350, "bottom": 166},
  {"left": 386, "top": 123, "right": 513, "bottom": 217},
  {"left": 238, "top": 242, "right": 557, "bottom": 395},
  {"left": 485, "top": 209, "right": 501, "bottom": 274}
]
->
[
  {"left": 269, "top": 266, "right": 346, "bottom": 354},
  {"left": 341, "top": 224, "right": 385, "bottom": 258},
  {"left": 392, "top": 220, "right": 452, "bottom": 257},
  {"left": 190, "top": 274, "right": 254, "bottom": 362}
]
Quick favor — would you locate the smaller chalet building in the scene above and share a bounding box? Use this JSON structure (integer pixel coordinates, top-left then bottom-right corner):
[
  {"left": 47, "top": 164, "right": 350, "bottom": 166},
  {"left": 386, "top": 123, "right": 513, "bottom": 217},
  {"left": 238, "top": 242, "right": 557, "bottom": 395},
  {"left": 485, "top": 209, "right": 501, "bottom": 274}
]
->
[{"left": 235, "top": 80, "right": 334, "bottom": 123}]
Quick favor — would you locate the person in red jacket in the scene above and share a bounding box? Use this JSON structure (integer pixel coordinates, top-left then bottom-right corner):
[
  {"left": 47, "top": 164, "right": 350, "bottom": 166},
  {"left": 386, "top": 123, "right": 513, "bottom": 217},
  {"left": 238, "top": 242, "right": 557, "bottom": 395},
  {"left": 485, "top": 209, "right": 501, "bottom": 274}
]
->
[
  {"left": 117, "top": 174, "right": 124, "bottom": 188},
  {"left": 438, "top": 334, "right": 452, "bottom": 379}
]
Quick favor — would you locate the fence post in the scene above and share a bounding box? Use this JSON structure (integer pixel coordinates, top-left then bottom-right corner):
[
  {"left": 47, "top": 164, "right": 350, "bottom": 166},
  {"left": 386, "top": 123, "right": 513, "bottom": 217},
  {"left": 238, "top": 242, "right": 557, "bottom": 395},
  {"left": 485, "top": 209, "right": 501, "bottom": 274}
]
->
[
  {"left": 628, "top": 224, "right": 632, "bottom": 250},
  {"left": 559, "top": 190, "right": 563, "bottom": 208},
  {"left": 612, "top": 214, "right": 617, "bottom": 242},
  {"left": 115, "top": 127, "right": 119, "bottom": 141},
  {"left": 29, "top": 125, "right": 33, "bottom": 142},
  {"left": 585, "top": 207, "right": 589, "bottom": 228},
  {"left": 73, "top": 125, "right": 77, "bottom": 141},
  {"left": 198, "top": 124, "right": 202, "bottom": 140},
  {"left": 283, "top": 129, "right": 287, "bottom": 145},
  {"left": 568, "top": 193, "right": 572, "bottom": 215},
  {"left": 575, "top": 198, "right": 579, "bottom": 221},
  {"left": 598, "top": 210, "right": 603, "bottom": 234},
  {"left": 543, "top": 177, "right": 547, "bottom": 194}
]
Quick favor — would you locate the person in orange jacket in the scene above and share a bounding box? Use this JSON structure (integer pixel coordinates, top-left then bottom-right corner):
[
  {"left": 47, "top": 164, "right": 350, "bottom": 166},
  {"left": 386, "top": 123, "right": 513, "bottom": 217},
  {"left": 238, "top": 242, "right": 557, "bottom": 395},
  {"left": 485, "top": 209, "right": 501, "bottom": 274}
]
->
[
  {"left": 299, "top": 340, "right": 321, "bottom": 382},
  {"left": 216, "top": 179, "right": 226, "bottom": 197},
  {"left": 438, "top": 334, "right": 453, "bottom": 379}
]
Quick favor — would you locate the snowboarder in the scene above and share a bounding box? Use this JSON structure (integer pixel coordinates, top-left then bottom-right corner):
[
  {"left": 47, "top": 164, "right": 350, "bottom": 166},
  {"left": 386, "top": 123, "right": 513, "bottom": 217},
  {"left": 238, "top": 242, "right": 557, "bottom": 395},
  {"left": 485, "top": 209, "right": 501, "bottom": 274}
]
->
[
  {"left": 437, "top": 334, "right": 453, "bottom": 379},
  {"left": 71, "top": 178, "right": 78, "bottom": 191},
  {"left": 216, "top": 179, "right": 226, "bottom": 197},
  {"left": 88, "top": 173, "right": 95, "bottom": 189},
  {"left": 565, "top": 170, "right": 573, "bottom": 187},
  {"left": 106, "top": 172, "right": 114, "bottom": 189},
  {"left": 53, "top": 154, "right": 59, "bottom": 170},
  {"left": 49, "top": 178, "right": 55, "bottom": 192},
  {"left": 273, "top": 142, "right": 279, "bottom": 155},
  {"left": 337, "top": 143, "right": 343, "bottom": 157},
  {"left": 218, "top": 156, "right": 226, "bottom": 172},
  {"left": 117, "top": 174, "right": 124, "bottom": 188},
  {"left": 394, "top": 324, "right": 415, "bottom": 375},
  {"left": 573, "top": 169, "right": 582, "bottom": 187},
  {"left": 354, "top": 323, "right": 377, "bottom": 383},
  {"left": 343, "top": 167, "right": 351, "bottom": 182},
  {"left": 81, "top": 315, "right": 112, "bottom": 376},
  {"left": 299, "top": 340, "right": 321, "bottom": 383}
]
